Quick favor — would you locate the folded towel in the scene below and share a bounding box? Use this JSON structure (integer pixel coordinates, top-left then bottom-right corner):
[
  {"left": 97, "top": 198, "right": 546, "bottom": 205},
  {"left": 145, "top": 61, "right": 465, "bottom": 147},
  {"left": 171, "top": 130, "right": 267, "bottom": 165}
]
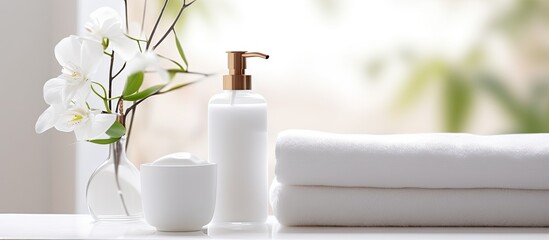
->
[
  {"left": 270, "top": 180, "right": 549, "bottom": 226},
  {"left": 275, "top": 130, "right": 549, "bottom": 189}
]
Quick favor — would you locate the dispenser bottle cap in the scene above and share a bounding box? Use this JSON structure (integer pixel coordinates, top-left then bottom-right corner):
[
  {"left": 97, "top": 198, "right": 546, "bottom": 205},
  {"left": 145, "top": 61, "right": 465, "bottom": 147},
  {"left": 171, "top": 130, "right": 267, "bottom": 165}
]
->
[{"left": 223, "top": 51, "right": 269, "bottom": 90}]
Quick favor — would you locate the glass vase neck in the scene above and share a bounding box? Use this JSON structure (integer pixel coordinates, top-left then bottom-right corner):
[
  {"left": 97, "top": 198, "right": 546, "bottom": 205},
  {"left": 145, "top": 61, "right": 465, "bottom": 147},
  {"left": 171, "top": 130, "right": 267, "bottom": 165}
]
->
[{"left": 108, "top": 137, "right": 127, "bottom": 160}]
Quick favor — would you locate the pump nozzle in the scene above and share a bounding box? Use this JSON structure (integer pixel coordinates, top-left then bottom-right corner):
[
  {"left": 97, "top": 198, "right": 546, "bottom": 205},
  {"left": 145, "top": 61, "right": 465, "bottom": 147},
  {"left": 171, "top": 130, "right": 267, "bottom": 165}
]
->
[
  {"left": 242, "top": 52, "right": 270, "bottom": 59},
  {"left": 224, "top": 51, "right": 269, "bottom": 90}
]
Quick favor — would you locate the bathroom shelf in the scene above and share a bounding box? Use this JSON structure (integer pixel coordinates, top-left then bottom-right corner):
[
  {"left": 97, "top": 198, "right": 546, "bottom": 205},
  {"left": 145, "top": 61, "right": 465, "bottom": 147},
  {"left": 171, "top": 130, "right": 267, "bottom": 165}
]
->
[{"left": 1, "top": 214, "right": 548, "bottom": 239}]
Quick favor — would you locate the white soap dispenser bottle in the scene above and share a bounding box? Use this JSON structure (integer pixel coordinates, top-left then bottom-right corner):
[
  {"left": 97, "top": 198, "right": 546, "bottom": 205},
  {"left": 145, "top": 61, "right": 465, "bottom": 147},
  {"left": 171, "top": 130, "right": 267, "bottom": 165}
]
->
[{"left": 208, "top": 51, "right": 269, "bottom": 223}]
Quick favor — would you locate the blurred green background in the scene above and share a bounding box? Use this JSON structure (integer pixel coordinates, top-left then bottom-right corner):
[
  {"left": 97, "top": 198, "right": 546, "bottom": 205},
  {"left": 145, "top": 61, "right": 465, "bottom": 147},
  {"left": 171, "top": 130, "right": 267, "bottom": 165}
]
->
[
  {"left": 374, "top": 0, "right": 549, "bottom": 133},
  {"left": 127, "top": 0, "right": 549, "bottom": 168},
  {"left": 151, "top": 0, "right": 549, "bottom": 134}
]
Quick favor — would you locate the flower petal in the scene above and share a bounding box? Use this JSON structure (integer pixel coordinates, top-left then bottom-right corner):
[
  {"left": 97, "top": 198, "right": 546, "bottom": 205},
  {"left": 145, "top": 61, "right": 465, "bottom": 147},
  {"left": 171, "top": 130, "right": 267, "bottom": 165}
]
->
[
  {"left": 75, "top": 80, "right": 92, "bottom": 102},
  {"left": 126, "top": 52, "right": 150, "bottom": 75},
  {"left": 155, "top": 65, "right": 170, "bottom": 82},
  {"left": 55, "top": 36, "right": 103, "bottom": 79},
  {"left": 43, "top": 78, "right": 67, "bottom": 105},
  {"left": 79, "top": 39, "right": 103, "bottom": 76},
  {"left": 88, "top": 113, "right": 117, "bottom": 140},
  {"left": 54, "top": 113, "right": 78, "bottom": 133},
  {"left": 54, "top": 106, "right": 89, "bottom": 133},
  {"left": 126, "top": 50, "right": 163, "bottom": 76},
  {"left": 54, "top": 36, "right": 81, "bottom": 73},
  {"left": 52, "top": 74, "right": 91, "bottom": 105},
  {"left": 35, "top": 106, "right": 56, "bottom": 133},
  {"left": 89, "top": 7, "right": 121, "bottom": 27},
  {"left": 74, "top": 123, "right": 93, "bottom": 141},
  {"left": 110, "top": 35, "right": 138, "bottom": 61},
  {"left": 102, "top": 19, "right": 123, "bottom": 38}
]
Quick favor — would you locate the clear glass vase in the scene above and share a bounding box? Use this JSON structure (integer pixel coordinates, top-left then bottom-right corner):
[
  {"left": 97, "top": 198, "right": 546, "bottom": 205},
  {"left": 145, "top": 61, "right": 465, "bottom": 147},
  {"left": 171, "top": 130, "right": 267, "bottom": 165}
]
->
[{"left": 86, "top": 137, "right": 143, "bottom": 221}]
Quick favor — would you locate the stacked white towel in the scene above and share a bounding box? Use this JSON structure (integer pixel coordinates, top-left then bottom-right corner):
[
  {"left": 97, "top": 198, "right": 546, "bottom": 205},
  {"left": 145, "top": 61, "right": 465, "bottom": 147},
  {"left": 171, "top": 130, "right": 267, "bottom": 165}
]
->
[{"left": 270, "top": 130, "right": 549, "bottom": 226}]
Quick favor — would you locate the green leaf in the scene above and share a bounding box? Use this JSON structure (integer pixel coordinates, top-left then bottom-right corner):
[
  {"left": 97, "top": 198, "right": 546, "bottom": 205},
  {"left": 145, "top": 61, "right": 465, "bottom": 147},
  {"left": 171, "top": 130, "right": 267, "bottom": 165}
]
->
[
  {"left": 158, "top": 54, "right": 186, "bottom": 73},
  {"left": 160, "top": 81, "right": 196, "bottom": 94},
  {"left": 88, "top": 138, "right": 121, "bottom": 145},
  {"left": 123, "top": 72, "right": 144, "bottom": 96},
  {"left": 167, "top": 68, "right": 187, "bottom": 79},
  {"left": 442, "top": 72, "right": 474, "bottom": 132},
  {"left": 123, "top": 84, "right": 165, "bottom": 101},
  {"left": 173, "top": 29, "right": 188, "bottom": 70},
  {"left": 168, "top": 71, "right": 177, "bottom": 79},
  {"left": 477, "top": 75, "right": 543, "bottom": 133},
  {"left": 106, "top": 121, "right": 126, "bottom": 138}
]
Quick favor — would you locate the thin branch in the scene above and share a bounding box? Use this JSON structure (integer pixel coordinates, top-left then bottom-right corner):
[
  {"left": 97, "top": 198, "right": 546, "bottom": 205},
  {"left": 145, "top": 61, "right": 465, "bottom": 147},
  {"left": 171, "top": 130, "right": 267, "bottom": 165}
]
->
[
  {"left": 115, "top": 0, "right": 129, "bottom": 214},
  {"left": 91, "top": 81, "right": 108, "bottom": 98},
  {"left": 113, "top": 63, "right": 127, "bottom": 80},
  {"left": 137, "top": 40, "right": 143, "bottom": 53},
  {"left": 116, "top": 97, "right": 124, "bottom": 120},
  {"left": 107, "top": 96, "right": 121, "bottom": 101},
  {"left": 185, "top": 71, "right": 211, "bottom": 76},
  {"left": 124, "top": 33, "right": 148, "bottom": 42},
  {"left": 152, "top": 0, "right": 198, "bottom": 49},
  {"left": 91, "top": 82, "right": 111, "bottom": 112},
  {"left": 108, "top": 51, "right": 115, "bottom": 110},
  {"left": 113, "top": 139, "right": 130, "bottom": 217},
  {"left": 146, "top": 0, "right": 169, "bottom": 50},
  {"left": 156, "top": 81, "right": 195, "bottom": 95},
  {"left": 124, "top": 0, "right": 129, "bottom": 32},
  {"left": 124, "top": 91, "right": 158, "bottom": 116},
  {"left": 125, "top": 107, "right": 138, "bottom": 150},
  {"left": 186, "top": 0, "right": 198, "bottom": 8},
  {"left": 167, "top": 69, "right": 212, "bottom": 76},
  {"left": 141, "top": 0, "right": 148, "bottom": 35},
  {"left": 117, "top": 100, "right": 125, "bottom": 126}
]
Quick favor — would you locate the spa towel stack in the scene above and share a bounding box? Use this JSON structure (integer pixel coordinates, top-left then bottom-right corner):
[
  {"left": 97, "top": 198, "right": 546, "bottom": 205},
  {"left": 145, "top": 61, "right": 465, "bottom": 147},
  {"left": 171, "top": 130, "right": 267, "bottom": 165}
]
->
[{"left": 270, "top": 130, "right": 549, "bottom": 226}]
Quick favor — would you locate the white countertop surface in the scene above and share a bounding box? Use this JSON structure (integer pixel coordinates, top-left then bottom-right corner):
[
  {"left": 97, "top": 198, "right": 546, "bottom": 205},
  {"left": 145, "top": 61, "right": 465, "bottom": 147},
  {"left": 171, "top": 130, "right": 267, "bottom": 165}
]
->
[{"left": 1, "top": 214, "right": 549, "bottom": 239}]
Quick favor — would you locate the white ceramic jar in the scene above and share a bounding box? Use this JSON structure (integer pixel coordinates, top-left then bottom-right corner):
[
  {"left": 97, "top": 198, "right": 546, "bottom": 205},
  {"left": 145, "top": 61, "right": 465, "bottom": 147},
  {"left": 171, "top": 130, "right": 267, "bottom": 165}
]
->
[{"left": 141, "top": 153, "right": 217, "bottom": 232}]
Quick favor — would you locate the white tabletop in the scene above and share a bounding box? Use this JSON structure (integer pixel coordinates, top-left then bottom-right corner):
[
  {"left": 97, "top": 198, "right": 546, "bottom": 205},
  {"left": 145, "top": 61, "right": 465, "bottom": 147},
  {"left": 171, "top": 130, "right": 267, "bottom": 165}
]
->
[{"left": 1, "top": 214, "right": 549, "bottom": 239}]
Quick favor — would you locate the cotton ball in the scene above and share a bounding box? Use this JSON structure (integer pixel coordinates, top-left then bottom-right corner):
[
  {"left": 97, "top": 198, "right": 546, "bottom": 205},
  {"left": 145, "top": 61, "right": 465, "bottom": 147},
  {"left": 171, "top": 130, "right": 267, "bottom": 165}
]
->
[{"left": 152, "top": 152, "right": 204, "bottom": 165}]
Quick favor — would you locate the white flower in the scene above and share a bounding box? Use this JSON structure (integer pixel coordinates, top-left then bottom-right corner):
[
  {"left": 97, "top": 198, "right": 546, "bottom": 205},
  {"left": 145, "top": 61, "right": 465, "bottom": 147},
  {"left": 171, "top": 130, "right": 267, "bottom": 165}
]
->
[
  {"left": 44, "top": 36, "right": 103, "bottom": 105},
  {"left": 56, "top": 106, "right": 117, "bottom": 141},
  {"left": 35, "top": 104, "right": 64, "bottom": 134},
  {"left": 85, "top": 7, "right": 138, "bottom": 60},
  {"left": 126, "top": 50, "right": 169, "bottom": 81},
  {"left": 35, "top": 103, "right": 117, "bottom": 141}
]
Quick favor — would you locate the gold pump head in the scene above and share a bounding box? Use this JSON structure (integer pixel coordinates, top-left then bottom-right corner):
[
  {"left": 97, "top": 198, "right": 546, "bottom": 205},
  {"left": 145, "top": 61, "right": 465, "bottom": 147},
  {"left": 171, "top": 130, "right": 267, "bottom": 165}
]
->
[{"left": 223, "top": 51, "right": 269, "bottom": 90}]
